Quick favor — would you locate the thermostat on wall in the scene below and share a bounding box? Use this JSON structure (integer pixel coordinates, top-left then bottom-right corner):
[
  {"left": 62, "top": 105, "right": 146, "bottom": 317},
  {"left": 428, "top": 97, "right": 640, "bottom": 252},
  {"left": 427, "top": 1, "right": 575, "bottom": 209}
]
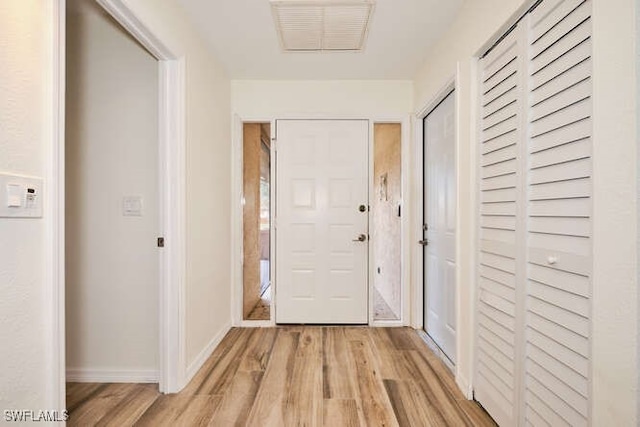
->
[{"left": 0, "top": 173, "right": 43, "bottom": 218}]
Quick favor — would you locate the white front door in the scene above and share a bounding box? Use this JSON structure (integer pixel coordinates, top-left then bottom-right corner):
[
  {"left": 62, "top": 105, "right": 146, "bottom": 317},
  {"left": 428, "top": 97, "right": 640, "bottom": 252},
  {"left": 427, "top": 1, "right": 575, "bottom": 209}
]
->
[
  {"left": 276, "top": 120, "right": 369, "bottom": 324},
  {"left": 423, "top": 91, "right": 457, "bottom": 362}
]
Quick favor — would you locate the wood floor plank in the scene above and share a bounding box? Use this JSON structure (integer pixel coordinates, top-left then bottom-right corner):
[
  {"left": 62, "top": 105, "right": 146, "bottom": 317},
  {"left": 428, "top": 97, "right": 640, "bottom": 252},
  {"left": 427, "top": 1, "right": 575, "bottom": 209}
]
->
[
  {"left": 208, "top": 371, "right": 264, "bottom": 426},
  {"left": 238, "top": 327, "right": 277, "bottom": 372},
  {"left": 245, "top": 329, "right": 300, "bottom": 426},
  {"left": 368, "top": 328, "right": 412, "bottom": 380},
  {"left": 66, "top": 383, "right": 108, "bottom": 413},
  {"left": 66, "top": 327, "right": 496, "bottom": 427},
  {"left": 323, "top": 399, "right": 360, "bottom": 427},
  {"left": 134, "top": 394, "right": 194, "bottom": 426},
  {"left": 173, "top": 395, "right": 223, "bottom": 426},
  {"left": 323, "top": 327, "right": 357, "bottom": 399},
  {"left": 181, "top": 328, "right": 246, "bottom": 395},
  {"left": 349, "top": 339, "right": 399, "bottom": 427},
  {"left": 458, "top": 399, "right": 498, "bottom": 427},
  {"left": 284, "top": 327, "right": 323, "bottom": 426},
  {"left": 67, "top": 383, "right": 135, "bottom": 426},
  {"left": 384, "top": 379, "right": 446, "bottom": 427},
  {"left": 404, "top": 350, "right": 472, "bottom": 426},
  {"left": 188, "top": 328, "right": 257, "bottom": 395},
  {"left": 94, "top": 384, "right": 158, "bottom": 427},
  {"left": 386, "top": 327, "right": 418, "bottom": 351}
]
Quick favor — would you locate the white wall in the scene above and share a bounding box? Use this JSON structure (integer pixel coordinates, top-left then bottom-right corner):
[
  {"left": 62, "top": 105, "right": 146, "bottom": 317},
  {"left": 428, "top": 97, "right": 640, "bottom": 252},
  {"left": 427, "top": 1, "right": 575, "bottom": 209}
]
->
[
  {"left": 592, "top": 0, "right": 639, "bottom": 424},
  {"left": 0, "top": 0, "right": 55, "bottom": 414},
  {"left": 65, "top": 0, "right": 159, "bottom": 379},
  {"left": 1, "top": 0, "right": 232, "bottom": 411},
  {"left": 412, "top": 0, "right": 528, "bottom": 399},
  {"left": 232, "top": 80, "right": 413, "bottom": 118},
  {"left": 120, "top": 0, "right": 232, "bottom": 375},
  {"left": 231, "top": 79, "right": 413, "bottom": 325},
  {"left": 413, "top": 0, "right": 640, "bottom": 424}
]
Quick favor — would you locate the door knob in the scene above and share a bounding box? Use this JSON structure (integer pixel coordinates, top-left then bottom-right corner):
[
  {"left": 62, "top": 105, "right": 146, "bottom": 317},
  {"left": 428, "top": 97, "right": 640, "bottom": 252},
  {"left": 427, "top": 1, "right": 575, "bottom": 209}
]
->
[
  {"left": 353, "top": 233, "right": 368, "bottom": 242},
  {"left": 418, "top": 239, "right": 429, "bottom": 246}
]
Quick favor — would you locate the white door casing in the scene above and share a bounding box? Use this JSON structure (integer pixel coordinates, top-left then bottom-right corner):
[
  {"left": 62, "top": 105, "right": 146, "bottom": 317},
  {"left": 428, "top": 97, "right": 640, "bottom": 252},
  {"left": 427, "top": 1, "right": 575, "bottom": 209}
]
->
[
  {"left": 275, "top": 120, "right": 369, "bottom": 324},
  {"left": 423, "top": 92, "right": 457, "bottom": 363}
]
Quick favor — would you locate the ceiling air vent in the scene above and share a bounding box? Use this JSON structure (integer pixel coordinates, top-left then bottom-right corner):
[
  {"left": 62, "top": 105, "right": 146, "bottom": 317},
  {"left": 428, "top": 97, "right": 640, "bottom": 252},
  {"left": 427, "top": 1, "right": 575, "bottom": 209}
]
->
[{"left": 270, "top": 0, "right": 375, "bottom": 52}]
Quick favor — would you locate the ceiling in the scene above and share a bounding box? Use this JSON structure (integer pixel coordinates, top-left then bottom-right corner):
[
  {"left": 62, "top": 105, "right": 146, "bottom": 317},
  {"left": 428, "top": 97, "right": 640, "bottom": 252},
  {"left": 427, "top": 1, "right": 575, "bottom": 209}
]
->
[{"left": 176, "top": 0, "right": 465, "bottom": 80}]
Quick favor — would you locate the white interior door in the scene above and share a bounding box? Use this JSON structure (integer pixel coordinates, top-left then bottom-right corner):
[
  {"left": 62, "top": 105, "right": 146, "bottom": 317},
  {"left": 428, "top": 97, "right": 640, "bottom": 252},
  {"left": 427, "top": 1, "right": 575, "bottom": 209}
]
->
[
  {"left": 276, "top": 120, "right": 369, "bottom": 324},
  {"left": 423, "top": 92, "right": 457, "bottom": 363}
]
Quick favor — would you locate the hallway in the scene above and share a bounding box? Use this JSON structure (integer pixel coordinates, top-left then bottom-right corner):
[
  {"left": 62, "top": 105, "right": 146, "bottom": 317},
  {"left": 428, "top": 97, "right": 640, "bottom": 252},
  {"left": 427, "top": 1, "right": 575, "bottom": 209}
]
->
[{"left": 66, "top": 327, "right": 495, "bottom": 426}]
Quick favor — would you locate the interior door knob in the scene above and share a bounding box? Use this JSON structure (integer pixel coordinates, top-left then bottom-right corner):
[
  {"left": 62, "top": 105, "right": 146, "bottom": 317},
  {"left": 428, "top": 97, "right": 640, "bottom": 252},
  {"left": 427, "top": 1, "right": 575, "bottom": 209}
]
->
[
  {"left": 418, "top": 239, "right": 429, "bottom": 246},
  {"left": 353, "top": 233, "right": 367, "bottom": 242}
]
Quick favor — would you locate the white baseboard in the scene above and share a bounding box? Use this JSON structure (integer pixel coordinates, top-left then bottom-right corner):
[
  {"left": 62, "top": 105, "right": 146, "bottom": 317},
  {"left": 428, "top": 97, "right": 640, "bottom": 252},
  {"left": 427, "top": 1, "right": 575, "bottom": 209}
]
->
[
  {"left": 185, "top": 322, "right": 232, "bottom": 384},
  {"left": 456, "top": 374, "right": 473, "bottom": 400},
  {"left": 66, "top": 368, "right": 158, "bottom": 383}
]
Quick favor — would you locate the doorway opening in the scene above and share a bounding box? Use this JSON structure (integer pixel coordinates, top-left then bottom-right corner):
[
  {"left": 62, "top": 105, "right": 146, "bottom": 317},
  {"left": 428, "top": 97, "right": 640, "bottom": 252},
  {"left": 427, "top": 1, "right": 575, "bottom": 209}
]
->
[
  {"left": 65, "top": 0, "right": 160, "bottom": 387},
  {"left": 243, "top": 123, "right": 272, "bottom": 321},
  {"left": 372, "top": 123, "right": 402, "bottom": 321}
]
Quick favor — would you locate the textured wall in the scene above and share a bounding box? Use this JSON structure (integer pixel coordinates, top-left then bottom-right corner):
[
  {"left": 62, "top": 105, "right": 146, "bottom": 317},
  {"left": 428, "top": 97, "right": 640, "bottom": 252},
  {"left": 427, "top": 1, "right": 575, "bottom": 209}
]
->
[
  {"left": 373, "top": 124, "right": 402, "bottom": 318},
  {"left": 243, "top": 124, "right": 261, "bottom": 318},
  {"left": 65, "top": 0, "right": 159, "bottom": 376},
  {"left": 120, "top": 0, "right": 232, "bottom": 369},
  {"left": 0, "top": 0, "right": 52, "bottom": 413},
  {"left": 232, "top": 80, "right": 413, "bottom": 117}
]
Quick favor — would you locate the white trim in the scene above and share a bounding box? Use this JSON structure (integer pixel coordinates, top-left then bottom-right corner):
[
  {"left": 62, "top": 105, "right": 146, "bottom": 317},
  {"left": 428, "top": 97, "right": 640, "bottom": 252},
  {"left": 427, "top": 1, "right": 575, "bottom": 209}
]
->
[
  {"left": 46, "top": 0, "right": 66, "bottom": 412},
  {"left": 413, "top": 78, "right": 456, "bottom": 331},
  {"left": 52, "top": 0, "right": 189, "bottom": 394},
  {"left": 414, "top": 79, "right": 464, "bottom": 388},
  {"left": 367, "top": 119, "right": 375, "bottom": 325},
  {"left": 231, "top": 114, "right": 243, "bottom": 326},
  {"left": 370, "top": 116, "right": 412, "bottom": 327},
  {"left": 232, "top": 114, "right": 412, "bottom": 327},
  {"left": 185, "top": 322, "right": 232, "bottom": 382},
  {"left": 97, "top": 0, "right": 187, "bottom": 394},
  {"left": 413, "top": 77, "right": 456, "bottom": 330},
  {"left": 158, "top": 58, "right": 187, "bottom": 393},
  {"left": 270, "top": 119, "right": 277, "bottom": 324},
  {"left": 66, "top": 369, "right": 159, "bottom": 384},
  {"left": 231, "top": 116, "right": 278, "bottom": 327},
  {"left": 468, "top": 57, "right": 481, "bottom": 404},
  {"left": 94, "top": 0, "right": 174, "bottom": 59}
]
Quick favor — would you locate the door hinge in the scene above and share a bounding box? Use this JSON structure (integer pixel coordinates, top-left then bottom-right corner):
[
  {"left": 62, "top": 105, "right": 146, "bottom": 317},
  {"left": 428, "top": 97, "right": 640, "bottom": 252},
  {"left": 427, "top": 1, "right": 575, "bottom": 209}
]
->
[{"left": 157, "top": 237, "right": 165, "bottom": 247}]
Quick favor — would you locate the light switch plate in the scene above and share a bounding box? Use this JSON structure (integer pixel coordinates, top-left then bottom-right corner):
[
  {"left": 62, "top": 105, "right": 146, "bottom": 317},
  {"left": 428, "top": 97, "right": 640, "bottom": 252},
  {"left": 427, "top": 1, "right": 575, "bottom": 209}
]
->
[
  {"left": 0, "top": 173, "right": 43, "bottom": 218},
  {"left": 123, "top": 196, "right": 143, "bottom": 216}
]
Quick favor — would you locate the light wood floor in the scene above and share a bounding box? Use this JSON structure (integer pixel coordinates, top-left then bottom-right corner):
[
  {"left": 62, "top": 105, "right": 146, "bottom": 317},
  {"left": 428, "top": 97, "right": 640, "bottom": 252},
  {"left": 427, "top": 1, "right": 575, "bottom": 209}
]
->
[{"left": 66, "top": 327, "right": 496, "bottom": 426}]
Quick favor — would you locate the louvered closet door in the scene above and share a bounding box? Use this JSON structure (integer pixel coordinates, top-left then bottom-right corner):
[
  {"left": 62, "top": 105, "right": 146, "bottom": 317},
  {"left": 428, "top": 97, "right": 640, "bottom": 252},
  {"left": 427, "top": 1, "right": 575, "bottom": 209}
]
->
[
  {"left": 475, "top": 0, "right": 593, "bottom": 425},
  {"left": 475, "top": 24, "right": 525, "bottom": 427},
  {"left": 525, "top": 0, "right": 592, "bottom": 425}
]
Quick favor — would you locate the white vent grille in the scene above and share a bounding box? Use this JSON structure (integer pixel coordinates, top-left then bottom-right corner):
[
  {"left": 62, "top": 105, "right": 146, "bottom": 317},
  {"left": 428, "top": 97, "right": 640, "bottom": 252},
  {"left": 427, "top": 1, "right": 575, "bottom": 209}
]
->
[{"left": 270, "top": 0, "right": 375, "bottom": 52}]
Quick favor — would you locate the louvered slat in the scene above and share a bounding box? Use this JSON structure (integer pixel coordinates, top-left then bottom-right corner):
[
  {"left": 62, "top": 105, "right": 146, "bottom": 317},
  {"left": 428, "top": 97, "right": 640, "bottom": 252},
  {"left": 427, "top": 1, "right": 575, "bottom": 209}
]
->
[
  {"left": 524, "top": 1, "right": 592, "bottom": 422},
  {"left": 475, "top": 24, "right": 522, "bottom": 427}
]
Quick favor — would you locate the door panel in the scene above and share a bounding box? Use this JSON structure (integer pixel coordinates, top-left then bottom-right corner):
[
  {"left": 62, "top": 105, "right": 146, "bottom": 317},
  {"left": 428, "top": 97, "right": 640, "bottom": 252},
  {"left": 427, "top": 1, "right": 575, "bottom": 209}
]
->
[
  {"left": 423, "top": 91, "right": 457, "bottom": 362},
  {"left": 276, "top": 120, "right": 369, "bottom": 324}
]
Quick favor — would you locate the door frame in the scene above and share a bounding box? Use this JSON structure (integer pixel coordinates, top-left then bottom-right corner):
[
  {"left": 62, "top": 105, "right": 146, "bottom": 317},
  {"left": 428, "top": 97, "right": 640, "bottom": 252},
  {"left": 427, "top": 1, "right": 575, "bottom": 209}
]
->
[
  {"left": 231, "top": 116, "right": 277, "bottom": 327},
  {"left": 47, "top": 0, "right": 187, "bottom": 409},
  {"left": 413, "top": 78, "right": 461, "bottom": 367},
  {"left": 231, "top": 115, "right": 411, "bottom": 327}
]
